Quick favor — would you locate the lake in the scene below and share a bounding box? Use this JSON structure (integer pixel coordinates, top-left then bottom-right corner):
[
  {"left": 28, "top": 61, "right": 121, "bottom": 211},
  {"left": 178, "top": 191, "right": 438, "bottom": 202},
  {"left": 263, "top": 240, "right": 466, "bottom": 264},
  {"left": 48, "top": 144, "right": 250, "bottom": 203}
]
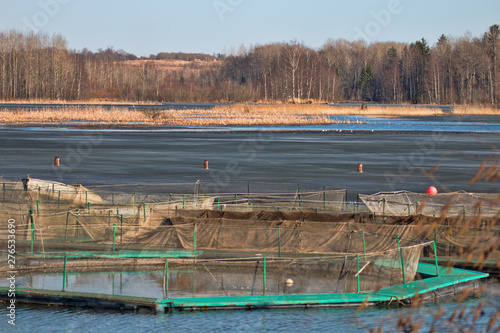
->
[{"left": 0, "top": 112, "right": 499, "bottom": 332}]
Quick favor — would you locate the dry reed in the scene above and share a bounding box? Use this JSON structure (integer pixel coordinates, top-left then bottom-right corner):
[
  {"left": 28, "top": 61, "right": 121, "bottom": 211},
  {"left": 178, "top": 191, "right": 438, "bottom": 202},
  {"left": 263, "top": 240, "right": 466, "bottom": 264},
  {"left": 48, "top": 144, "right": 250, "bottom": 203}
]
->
[
  {"left": 214, "top": 104, "right": 445, "bottom": 116},
  {"left": 0, "top": 103, "right": 497, "bottom": 127},
  {"left": 450, "top": 105, "right": 500, "bottom": 115},
  {"left": 0, "top": 106, "right": 355, "bottom": 126}
]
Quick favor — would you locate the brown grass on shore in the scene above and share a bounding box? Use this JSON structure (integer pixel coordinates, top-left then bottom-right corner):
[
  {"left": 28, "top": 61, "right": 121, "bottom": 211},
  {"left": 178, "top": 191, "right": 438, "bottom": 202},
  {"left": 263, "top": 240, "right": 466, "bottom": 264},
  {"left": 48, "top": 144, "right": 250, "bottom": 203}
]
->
[
  {"left": 0, "top": 104, "right": 497, "bottom": 127},
  {"left": 218, "top": 104, "right": 446, "bottom": 116},
  {"left": 0, "top": 106, "right": 348, "bottom": 126},
  {"left": 450, "top": 105, "right": 500, "bottom": 115}
]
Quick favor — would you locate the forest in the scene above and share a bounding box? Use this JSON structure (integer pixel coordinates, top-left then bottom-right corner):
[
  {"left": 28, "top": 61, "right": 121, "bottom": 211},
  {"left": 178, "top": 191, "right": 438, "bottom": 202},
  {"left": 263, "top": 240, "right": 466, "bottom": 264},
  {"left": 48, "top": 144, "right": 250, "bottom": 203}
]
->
[{"left": 0, "top": 25, "right": 498, "bottom": 105}]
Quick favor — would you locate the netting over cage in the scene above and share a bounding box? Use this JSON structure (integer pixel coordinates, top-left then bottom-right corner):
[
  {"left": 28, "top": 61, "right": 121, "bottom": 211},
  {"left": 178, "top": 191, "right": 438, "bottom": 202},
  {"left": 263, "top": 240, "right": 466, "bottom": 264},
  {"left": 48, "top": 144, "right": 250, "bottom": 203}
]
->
[
  {"left": 0, "top": 177, "right": 495, "bottom": 299},
  {"left": 1, "top": 178, "right": 348, "bottom": 218},
  {"left": 3, "top": 209, "right": 429, "bottom": 295},
  {"left": 360, "top": 191, "right": 500, "bottom": 217}
]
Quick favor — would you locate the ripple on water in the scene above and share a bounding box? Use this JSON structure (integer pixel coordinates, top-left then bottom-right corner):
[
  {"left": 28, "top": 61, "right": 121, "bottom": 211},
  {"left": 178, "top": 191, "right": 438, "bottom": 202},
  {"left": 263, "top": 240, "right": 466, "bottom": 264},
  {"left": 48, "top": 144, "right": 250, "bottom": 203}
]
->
[{"left": 1, "top": 284, "right": 498, "bottom": 333}]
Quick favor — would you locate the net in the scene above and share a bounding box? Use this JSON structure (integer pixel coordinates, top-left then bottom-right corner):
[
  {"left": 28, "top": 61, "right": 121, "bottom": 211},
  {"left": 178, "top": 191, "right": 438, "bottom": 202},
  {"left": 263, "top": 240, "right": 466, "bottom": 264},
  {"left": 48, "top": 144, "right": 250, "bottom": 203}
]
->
[
  {"left": 0, "top": 177, "right": 493, "bottom": 300},
  {"left": 360, "top": 191, "right": 500, "bottom": 218}
]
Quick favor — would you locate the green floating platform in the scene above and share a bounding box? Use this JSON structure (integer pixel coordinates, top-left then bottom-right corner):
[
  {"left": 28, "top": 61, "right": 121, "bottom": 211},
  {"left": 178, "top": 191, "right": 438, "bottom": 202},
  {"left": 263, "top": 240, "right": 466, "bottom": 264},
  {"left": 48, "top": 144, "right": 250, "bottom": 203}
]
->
[
  {"left": 420, "top": 257, "right": 499, "bottom": 276},
  {"left": 0, "top": 263, "right": 488, "bottom": 313}
]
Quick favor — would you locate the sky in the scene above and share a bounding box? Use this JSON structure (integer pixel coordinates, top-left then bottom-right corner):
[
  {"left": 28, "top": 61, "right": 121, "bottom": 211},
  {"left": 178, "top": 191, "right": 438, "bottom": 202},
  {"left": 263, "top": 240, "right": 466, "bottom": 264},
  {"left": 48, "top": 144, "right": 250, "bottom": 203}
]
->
[{"left": 0, "top": 0, "right": 498, "bottom": 57}]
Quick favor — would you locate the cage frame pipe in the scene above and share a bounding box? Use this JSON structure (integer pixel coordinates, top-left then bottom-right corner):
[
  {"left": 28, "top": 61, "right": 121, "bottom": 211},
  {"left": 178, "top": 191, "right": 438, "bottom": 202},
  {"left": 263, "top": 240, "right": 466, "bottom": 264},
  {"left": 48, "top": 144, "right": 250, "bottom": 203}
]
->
[
  {"left": 263, "top": 258, "right": 267, "bottom": 296},
  {"left": 62, "top": 255, "right": 67, "bottom": 291}
]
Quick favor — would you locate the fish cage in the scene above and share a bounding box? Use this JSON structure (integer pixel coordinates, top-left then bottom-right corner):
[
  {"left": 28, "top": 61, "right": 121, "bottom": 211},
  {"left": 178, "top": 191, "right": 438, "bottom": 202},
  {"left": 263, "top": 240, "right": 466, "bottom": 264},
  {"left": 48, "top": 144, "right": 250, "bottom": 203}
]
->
[
  {"left": 360, "top": 190, "right": 500, "bottom": 218},
  {"left": 2, "top": 219, "right": 430, "bottom": 297},
  {"left": 0, "top": 177, "right": 493, "bottom": 311}
]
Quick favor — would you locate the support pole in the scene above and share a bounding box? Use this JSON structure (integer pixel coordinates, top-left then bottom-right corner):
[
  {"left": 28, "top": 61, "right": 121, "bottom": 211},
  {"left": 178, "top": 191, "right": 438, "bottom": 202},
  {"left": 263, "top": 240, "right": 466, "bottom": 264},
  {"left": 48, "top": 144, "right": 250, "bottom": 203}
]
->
[
  {"left": 120, "top": 215, "right": 123, "bottom": 244},
  {"left": 143, "top": 203, "right": 146, "bottom": 222},
  {"left": 112, "top": 223, "right": 116, "bottom": 255},
  {"left": 433, "top": 241, "right": 439, "bottom": 276},
  {"left": 344, "top": 189, "right": 348, "bottom": 211},
  {"left": 192, "top": 271, "right": 195, "bottom": 297},
  {"left": 30, "top": 208, "right": 34, "bottom": 253},
  {"left": 356, "top": 194, "right": 360, "bottom": 214},
  {"left": 263, "top": 258, "right": 267, "bottom": 295},
  {"left": 87, "top": 202, "right": 90, "bottom": 213},
  {"left": 397, "top": 236, "right": 406, "bottom": 284},
  {"left": 362, "top": 230, "right": 367, "bottom": 259},
  {"left": 278, "top": 225, "right": 281, "bottom": 257},
  {"left": 76, "top": 209, "right": 79, "bottom": 237},
  {"left": 383, "top": 198, "right": 386, "bottom": 221},
  {"left": 62, "top": 255, "right": 67, "bottom": 291},
  {"left": 65, "top": 212, "right": 69, "bottom": 240},
  {"left": 323, "top": 187, "right": 326, "bottom": 210},
  {"left": 356, "top": 255, "right": 360, "bottom": 293},
  {"left": 164, "top": 259, "right": 169, "bottom": 299},
  {"left": 193, "top": 225, "right": 196, "bottom": 254},
  {"left": 36, "top": 200, "right": 39, "bottom": 214},
  {"left": 183, "top": 195, "right": 185, "bottom": 209},
  {"left": 297, "top": 184, "right": 301, "bottom": 208}
]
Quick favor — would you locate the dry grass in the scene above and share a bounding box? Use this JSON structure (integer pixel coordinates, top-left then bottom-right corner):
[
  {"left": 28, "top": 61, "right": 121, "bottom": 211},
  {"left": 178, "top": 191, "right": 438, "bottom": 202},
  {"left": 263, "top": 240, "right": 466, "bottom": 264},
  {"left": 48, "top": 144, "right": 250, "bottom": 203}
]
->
[
  {"left": 221, "top": 104, "right": 445, "bottom": 116},
  {"left": 451, "top": 105, "right": 500, "bottom": 115},
  {"left": 121, "top": 59, "right": 220, "bottom": 74},
  {"left": 0, "top": 106, "right": 348, "bottom": 126},
  {"left": 0, "top": 103, "right": 497, "bottom": 127}
]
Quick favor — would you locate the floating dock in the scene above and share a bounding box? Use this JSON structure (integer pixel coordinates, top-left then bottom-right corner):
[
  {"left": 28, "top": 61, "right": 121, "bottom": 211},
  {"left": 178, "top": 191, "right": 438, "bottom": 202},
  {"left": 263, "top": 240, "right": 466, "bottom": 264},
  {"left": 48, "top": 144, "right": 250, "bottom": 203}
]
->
[
  {"left": 420, "top": 257, "right": 499, "bottom": 278},
  {"left": 1, "top": 263, "right": 488, "bottom": 313}
]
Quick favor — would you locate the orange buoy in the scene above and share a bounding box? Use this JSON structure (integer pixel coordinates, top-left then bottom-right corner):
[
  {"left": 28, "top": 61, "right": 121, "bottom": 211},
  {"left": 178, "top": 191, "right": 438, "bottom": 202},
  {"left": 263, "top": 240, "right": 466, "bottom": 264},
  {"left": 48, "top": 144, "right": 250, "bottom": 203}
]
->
[
  {"left": 203, "top": 160, "right": 209, "bottom": 169},
  {"left": 357, "top": 163, "right": 363, "bottom": 173},
  {"left": 427, "top": 186, "right": 438, "bottom": 195},
  {"left": 54, "top": 157, "right": 61, "bottom": 166}
]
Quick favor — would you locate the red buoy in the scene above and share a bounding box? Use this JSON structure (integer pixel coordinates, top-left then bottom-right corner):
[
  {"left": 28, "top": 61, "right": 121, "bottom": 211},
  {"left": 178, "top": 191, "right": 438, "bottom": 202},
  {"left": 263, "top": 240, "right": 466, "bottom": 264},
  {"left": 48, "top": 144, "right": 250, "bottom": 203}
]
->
[
  {"left": 427, "top": 186, "right": 438, "bottom": 195},
  {"left": 203, "top": 160, "right": 209, "bottom": 169},
  {"left": 54, "top": 157, "right": 61, "bottom": 166},
  {"left": 357, "top": 163, "right": 363, "bottom": 173}
]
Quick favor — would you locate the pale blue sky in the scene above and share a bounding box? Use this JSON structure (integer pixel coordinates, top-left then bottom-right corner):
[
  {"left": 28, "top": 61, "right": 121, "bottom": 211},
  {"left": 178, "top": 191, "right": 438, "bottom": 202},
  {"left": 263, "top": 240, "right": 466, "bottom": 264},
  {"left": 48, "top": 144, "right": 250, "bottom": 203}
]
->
[{"left": 1, "top": 0, "right": 498, "bottom": 56}]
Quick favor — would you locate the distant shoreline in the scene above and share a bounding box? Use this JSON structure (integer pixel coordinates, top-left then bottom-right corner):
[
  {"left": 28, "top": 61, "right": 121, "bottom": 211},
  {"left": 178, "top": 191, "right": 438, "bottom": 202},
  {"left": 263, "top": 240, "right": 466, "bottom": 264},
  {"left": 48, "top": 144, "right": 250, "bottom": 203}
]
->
[{"left": 0, "top": 103, "right": 498, "bottom": 127}]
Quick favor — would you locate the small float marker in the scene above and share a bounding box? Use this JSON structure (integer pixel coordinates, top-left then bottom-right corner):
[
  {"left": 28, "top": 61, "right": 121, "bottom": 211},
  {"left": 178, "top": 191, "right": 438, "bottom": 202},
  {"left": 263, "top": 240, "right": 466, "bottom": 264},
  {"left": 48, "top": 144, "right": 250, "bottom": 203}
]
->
[
  {"left": 357, "top": 163, "right": 363, "bottom": 173},
  {"left": 285, "top": 278, "right": 294, "bottom": 287},
  {"left": 427, "top": 186, "right": 438, "bottom": 195},
  {"left": 54, "top": 157, "right": 60, "bottom": 166},
  {"left": 203, "top": 160, "right": 209, "bottom": 169}
]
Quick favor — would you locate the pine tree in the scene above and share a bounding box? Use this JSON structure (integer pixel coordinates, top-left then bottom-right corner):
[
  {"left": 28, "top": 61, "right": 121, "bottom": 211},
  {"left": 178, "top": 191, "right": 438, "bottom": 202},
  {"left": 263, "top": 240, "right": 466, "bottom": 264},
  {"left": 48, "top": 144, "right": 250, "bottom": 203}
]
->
[{"left": 358, "top": 65, "right": 375, "bottom": 101}]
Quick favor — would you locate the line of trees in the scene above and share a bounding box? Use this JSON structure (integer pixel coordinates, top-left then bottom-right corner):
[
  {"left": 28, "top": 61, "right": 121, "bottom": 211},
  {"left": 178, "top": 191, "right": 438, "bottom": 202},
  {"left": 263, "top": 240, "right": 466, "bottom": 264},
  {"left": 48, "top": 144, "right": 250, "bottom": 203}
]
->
[{"left": 0, "top": 26, "right": 498, "bottom": 104}]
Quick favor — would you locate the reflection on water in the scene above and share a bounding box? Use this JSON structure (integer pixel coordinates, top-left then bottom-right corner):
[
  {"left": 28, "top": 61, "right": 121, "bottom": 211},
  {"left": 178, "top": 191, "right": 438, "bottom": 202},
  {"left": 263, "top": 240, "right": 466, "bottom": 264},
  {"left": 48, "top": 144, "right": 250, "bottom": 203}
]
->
[
  {"left": 0, "top": 282, "right": 498, "bottom": 333},
  {"left": 203, "top": 115, "right": 500, "bottom": 133},
  {"left": 0, "top": 265, "right": 390, "bottom": 299}
]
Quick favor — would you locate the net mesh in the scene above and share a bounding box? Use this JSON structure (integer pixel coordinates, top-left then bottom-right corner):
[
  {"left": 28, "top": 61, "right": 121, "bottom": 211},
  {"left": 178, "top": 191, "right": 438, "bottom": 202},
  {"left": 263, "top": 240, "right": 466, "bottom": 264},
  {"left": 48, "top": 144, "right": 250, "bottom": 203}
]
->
[
  {"left": 360, "top": 191, "right": 500, "bottom": 217},
  {"left": 0, "top": 178, "right": 496, "bottom": 299}
]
